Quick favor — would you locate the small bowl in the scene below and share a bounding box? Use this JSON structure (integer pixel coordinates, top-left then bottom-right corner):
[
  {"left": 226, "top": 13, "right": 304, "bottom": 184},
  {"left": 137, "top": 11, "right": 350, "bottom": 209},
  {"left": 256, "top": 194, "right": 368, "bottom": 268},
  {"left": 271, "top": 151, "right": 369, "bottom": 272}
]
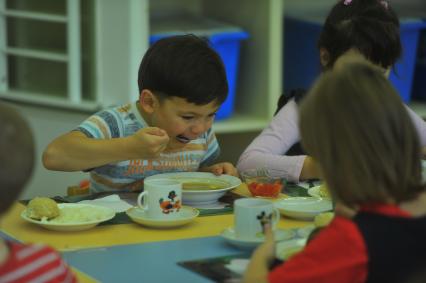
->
[{"left": 240, "top": 169, "right": 285, "bottom": 198}]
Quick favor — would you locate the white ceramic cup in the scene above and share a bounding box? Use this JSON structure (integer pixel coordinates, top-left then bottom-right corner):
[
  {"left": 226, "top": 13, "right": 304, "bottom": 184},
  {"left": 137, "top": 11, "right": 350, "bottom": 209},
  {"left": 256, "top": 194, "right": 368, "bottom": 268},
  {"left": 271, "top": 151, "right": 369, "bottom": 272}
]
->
[
  {"left": 137, "top": 179, "right": 182, "bottom": 219},
  {"left": 234, "top": 198, "right": 280, "bottom": 241}
]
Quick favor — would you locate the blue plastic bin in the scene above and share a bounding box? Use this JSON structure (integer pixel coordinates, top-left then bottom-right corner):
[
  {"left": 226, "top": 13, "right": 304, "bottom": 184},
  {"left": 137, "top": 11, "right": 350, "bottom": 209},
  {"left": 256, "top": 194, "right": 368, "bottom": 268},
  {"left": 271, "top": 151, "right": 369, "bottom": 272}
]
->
[
  {"left": 150, "top": 17, "right": 249, "bottom": 120},
  {"left": 284, "top": 16, "right": 426, "bottom": 103},
  {"left": 412, "top": 30, "right": 426, "bottom": 101},
  {"left": 389, "top": 20, "right": 426, "bottom": 102}
]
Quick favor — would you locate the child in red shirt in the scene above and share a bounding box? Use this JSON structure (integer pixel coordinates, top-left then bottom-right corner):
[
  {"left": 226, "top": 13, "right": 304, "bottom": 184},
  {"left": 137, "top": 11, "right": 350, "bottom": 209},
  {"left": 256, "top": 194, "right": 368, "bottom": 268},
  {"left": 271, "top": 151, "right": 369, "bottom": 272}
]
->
[
  {"left": 0, "top": 103, "right": 77, "bottom": 283},
  {"left": 243, "top": 62, "right": 426, "bottom": 283}
]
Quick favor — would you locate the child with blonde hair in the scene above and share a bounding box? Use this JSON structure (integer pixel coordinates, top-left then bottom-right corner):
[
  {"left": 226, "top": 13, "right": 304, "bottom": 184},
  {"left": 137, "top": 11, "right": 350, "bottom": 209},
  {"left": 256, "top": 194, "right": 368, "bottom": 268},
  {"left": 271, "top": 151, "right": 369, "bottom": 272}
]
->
[{"left": 244, "top": 62, "right": 426, "bottom": 283}]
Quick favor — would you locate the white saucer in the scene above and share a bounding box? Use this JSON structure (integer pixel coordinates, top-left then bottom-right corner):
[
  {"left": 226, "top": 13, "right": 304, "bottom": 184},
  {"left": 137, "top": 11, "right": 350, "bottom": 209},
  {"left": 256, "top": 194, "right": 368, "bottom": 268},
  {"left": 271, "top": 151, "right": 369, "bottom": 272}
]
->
[
  {"left": 220, "top": 227, "right": 295, "bottom": 249},
  {"left": 126, "top": 206, "right": 199, "bottom": 228},
  {"left": 274, "top": 197, "right": 333, "bottom": 220}
]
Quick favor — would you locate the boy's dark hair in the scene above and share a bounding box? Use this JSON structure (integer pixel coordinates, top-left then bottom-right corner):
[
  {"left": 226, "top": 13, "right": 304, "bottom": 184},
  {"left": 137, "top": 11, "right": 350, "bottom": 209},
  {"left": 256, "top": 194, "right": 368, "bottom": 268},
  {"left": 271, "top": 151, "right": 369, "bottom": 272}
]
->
[
  {"left": 0, "top": 103, "right": 34, "bottom": 214},
  {"left": 138, "top": 34, "right": 228, "bottom": 105},
  {"left": 300, "top": 62, "right": 424, "bottom": 206},
  {"left": 318, "top": 0, "right": 401, "bottom": 69}
]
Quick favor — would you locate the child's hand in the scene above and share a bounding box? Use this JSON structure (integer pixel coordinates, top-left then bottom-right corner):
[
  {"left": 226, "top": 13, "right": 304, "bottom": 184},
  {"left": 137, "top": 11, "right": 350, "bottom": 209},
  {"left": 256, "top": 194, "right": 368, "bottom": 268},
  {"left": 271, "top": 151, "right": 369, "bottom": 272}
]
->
[
  {"left": 129, "top": 127, "right": 169, "bottom": 158},
  {"left": 253, "top": 224, "right": 276, "bottom": 263},
  {"left": 200, "top": 162, "right": 238, "bottom": 176},
  {"left": 243, "top": 224, "right": 276, "bottom": 283}
]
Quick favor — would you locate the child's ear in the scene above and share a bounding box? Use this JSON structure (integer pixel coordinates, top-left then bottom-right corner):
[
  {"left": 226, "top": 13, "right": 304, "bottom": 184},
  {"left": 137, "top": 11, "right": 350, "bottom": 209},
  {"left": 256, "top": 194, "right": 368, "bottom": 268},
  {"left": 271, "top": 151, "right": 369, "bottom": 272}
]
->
[
  {"left": 139, "top": 90, "right": 158, "bottom": 113},
  {"left": 319, "top": 48, "right": 330, "bottom": 67}
]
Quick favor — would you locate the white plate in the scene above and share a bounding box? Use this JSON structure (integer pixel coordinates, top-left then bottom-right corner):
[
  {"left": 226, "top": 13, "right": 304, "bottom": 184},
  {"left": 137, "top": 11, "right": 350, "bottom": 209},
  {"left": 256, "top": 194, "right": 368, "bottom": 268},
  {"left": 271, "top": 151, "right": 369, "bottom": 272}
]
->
[
  {"left": 276, "top": 238, "right": 307, "bottom": 260},
  {"left": 220, "top": 227, "right": 295, "bottom": 250},
  {"left": 21, "top": 203, "right": 116, "bottom": 232},
  {"left": 126, "top": 206, "right": 199, "bottom": 228},
  {"left": 274, "top": 197, "right": 333, "bottom": 220},
  {"left": 145, "top": 172, "right": 241, "bottom": 205}
]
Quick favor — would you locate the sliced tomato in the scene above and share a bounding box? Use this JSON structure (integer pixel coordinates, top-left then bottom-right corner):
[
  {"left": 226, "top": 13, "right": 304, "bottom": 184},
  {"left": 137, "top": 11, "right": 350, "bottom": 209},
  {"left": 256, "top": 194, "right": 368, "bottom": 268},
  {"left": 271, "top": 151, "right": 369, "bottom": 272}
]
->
[{"left": 248, "top": 182, "right": 283, "bottom": 197}]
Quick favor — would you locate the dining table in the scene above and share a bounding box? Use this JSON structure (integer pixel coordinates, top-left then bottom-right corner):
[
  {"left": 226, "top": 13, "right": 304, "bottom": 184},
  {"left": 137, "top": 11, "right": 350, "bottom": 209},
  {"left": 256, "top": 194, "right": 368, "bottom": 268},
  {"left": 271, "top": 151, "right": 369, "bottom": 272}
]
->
[{"left": 0, "top": 184, "right": 314, "bottom": 283}]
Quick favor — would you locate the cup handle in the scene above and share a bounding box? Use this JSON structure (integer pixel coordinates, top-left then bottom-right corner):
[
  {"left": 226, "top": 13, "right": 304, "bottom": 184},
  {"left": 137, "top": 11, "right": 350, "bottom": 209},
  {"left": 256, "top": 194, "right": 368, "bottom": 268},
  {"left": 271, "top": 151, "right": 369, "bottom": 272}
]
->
[
  {"left": 137, "top": 191, "right": 148, "bottom": 211},
  {"left": 272, "top": 208, "right": 280, "bottom": 229}
]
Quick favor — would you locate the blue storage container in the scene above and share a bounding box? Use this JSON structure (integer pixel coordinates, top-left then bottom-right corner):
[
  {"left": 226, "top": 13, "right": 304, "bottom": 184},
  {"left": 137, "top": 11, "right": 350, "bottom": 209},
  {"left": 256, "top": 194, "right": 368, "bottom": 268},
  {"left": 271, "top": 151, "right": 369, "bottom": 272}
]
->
[
  {"left": 412, "top": 30, "right": 426, "bottom": 101},
  {"left": 389, "top": 20, "right": 426, "bottom": 102},
  {"left": 284, "top": 16, "right": 426, "bottom": 103},
  {"left": 150, "top": 17, "right": 249, "bottom": 120}
]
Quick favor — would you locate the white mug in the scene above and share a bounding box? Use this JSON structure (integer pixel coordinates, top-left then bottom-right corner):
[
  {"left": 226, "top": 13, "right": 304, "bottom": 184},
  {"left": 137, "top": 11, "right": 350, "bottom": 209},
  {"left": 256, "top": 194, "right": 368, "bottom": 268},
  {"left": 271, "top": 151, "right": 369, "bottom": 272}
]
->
[
  {"left": 234, "top": 198, "right": 280, "bottom": 241},
  {"left": 137, "top": 179, "right": 182, "bottom": 219}
]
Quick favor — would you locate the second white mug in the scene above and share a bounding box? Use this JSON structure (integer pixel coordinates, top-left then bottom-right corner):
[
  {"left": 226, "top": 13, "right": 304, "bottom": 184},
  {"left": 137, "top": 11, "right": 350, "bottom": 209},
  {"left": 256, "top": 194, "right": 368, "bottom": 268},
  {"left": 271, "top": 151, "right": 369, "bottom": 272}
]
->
[{"left": 234, "top": 198, "right": 280, "bottom": 241}]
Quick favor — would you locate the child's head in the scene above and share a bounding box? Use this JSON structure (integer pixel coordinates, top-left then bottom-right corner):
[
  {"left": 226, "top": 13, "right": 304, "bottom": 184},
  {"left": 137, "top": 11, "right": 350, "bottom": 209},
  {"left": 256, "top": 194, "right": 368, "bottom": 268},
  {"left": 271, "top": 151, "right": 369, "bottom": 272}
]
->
[
  {"left": 138, "top": 34, "right": 228, "bottom": 105},
  {"left": 0, "top": 103, "right": 34, "bottom": 214},
  {"left": 137, "top": 34, "right": 228, "bottom": 147},
  {"left": 318, "top": 0, "right": 401, "bottom": 71},
  {"left": 299, "top": 62, "right": 424, "bottom": 207}
]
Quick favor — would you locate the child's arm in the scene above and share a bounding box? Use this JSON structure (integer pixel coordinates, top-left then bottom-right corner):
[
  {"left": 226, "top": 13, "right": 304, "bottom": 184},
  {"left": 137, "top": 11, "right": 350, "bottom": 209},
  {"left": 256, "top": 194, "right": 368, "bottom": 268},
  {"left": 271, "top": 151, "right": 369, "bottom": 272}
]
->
[
  {"left": 237, "top": 100, "right": 314, "bottom": 182},
  {"left": 299, "top": 156, "right": 321, "bottom": 180},
  {"left": 43, "top": 127, "right": 169, "bottom": 171},
  {"left": 243, "top": 225, "right": 275, "bottom": 283},
  {"left": 404, "top": 105, "right": 426, "bottom": 148}
]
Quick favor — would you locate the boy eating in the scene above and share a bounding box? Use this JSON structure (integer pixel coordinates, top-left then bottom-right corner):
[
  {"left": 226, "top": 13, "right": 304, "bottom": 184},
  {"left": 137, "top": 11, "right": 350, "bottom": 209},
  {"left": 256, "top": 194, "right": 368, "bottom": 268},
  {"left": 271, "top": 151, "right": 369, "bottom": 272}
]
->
[{"left": 43, "top": 35, "right": 238, "bottom": 192}]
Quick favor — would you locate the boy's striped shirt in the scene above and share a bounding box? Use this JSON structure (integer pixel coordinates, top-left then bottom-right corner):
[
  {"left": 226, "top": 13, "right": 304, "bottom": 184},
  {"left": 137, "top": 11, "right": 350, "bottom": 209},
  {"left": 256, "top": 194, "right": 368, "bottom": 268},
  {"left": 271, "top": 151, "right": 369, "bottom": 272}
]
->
[{"left": 76, "top": 102, "right": 220, "bottom": 192}]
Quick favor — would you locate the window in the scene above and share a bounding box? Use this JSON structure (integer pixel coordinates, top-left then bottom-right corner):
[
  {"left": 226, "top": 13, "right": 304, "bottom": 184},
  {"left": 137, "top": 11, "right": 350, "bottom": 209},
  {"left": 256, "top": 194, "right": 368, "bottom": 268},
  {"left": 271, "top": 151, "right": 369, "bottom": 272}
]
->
[{"left": 0, "top": 0, "right": 96, "bottom": 109}]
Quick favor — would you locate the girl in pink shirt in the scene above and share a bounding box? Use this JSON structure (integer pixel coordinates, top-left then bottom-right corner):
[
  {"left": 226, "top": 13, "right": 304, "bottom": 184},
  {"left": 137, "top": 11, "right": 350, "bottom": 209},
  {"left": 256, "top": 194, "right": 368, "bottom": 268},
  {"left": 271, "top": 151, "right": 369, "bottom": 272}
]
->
[{"left": 237, "top": 0, "right": 426, "bottom": 182}]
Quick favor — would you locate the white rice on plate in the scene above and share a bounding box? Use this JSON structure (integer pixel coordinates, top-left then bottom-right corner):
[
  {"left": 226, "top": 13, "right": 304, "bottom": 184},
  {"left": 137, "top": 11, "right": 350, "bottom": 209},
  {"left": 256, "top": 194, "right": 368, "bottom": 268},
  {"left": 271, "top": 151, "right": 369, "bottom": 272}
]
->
[{"left": 41, "top": 206, "right": 111, "bottom": 224}]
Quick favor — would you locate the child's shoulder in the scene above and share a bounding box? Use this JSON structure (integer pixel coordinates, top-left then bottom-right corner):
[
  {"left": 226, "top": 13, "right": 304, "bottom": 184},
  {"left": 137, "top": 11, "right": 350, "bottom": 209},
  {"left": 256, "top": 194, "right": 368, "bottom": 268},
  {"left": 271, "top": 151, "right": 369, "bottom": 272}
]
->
[
  {"left": 8, "top": 241, "right": 56, "bottom": 255},
  {"left": 94, "top": 103, "right": 134, "bottom": 116},
  {"left": 89, "top": 103, "right": 143, "bottom": 125},
  {"left": 3, "top": 241, "right": 76, "bottom": 282},
  {"left": 275, "top": 88, "right": 307, "bottom": 114}
]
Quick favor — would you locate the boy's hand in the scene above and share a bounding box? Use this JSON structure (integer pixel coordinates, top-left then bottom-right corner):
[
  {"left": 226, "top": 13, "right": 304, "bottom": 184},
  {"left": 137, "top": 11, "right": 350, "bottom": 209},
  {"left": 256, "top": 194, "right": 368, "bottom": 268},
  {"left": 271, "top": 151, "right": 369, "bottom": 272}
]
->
[
  {"left": 200, "top": 162, "right": 238, "bottom": 176},
  {"left": 129, "top": 127, "right": 169, "bottom": 158}
]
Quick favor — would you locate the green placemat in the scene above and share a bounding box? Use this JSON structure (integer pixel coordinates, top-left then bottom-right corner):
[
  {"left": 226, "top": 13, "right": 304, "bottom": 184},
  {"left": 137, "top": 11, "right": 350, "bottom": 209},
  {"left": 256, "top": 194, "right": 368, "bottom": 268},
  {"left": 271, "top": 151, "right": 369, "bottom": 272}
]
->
[{"left": 99, "top": 206, "right": 234, "bottom": 226}]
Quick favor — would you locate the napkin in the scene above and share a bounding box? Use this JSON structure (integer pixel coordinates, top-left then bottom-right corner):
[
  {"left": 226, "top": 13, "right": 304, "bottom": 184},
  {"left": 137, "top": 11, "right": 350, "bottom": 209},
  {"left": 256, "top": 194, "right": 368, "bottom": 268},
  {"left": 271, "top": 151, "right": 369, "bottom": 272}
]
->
[
  {"left": 78, "top": 195, "right": 133, "bottom": 213},
  {"left": 225, "top": 259, "right": 250, "bottom": 275},
  {"left": 296, "top": 180, "right": 322, "bottom": 190}
]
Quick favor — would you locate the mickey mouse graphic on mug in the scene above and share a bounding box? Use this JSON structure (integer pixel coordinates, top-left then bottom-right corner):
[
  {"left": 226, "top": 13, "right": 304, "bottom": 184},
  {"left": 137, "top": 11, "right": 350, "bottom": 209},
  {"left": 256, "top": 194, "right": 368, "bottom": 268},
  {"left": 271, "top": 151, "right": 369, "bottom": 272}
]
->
[
  {"left": 234, "top": 198, "right": 280, "bottom": 241},
  {"left": 256, "top": 210, "right": 273, "bottom": 237}
]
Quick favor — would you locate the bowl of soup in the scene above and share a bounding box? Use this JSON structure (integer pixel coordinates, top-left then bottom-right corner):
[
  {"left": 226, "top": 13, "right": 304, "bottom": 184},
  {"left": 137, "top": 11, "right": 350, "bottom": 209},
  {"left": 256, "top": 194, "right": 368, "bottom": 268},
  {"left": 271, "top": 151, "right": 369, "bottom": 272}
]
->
[{"left": 144, "top": 172, "right": 242, "bottom": 206}]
